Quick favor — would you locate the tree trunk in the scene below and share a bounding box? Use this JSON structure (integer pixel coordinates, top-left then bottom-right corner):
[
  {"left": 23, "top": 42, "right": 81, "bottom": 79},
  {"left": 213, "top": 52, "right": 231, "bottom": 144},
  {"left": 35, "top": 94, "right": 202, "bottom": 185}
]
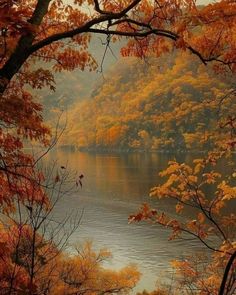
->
[{"left": 0, "top": 0, "right": 51, "bottom": 94}]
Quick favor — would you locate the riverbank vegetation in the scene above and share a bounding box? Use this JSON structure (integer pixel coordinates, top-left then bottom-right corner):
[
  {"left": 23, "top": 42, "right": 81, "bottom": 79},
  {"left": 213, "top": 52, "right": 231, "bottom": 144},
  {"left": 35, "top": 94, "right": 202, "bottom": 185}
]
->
[{"left": 0, "top": 0, "right": 235, "bottom": 294}]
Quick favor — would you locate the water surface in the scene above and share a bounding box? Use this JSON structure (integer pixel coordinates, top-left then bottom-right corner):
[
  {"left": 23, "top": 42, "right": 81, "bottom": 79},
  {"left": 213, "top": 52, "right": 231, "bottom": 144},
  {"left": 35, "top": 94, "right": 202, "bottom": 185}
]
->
[{"left": 46, "top": 150, "right": 218, "bottom": 291}]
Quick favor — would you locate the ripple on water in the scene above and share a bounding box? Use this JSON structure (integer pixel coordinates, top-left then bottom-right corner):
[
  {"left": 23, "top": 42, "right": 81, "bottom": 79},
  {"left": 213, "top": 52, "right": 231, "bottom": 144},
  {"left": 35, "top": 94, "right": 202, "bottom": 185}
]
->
[{"left": 47, "top": 151, "right": 219, "bottom": 292}]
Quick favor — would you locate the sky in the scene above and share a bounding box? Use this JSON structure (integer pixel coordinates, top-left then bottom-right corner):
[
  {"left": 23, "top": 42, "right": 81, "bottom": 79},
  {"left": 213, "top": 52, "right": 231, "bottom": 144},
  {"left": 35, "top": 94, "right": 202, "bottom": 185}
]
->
[{"left": 197, "top": 0, "right": 215, "bottom": 3}]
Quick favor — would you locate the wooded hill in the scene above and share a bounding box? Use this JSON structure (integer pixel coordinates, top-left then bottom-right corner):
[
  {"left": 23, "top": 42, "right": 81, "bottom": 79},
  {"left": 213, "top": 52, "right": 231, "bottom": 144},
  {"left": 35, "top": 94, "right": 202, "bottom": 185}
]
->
[{"left": 61, "top": 52, "right": 234, "bottom": 152}]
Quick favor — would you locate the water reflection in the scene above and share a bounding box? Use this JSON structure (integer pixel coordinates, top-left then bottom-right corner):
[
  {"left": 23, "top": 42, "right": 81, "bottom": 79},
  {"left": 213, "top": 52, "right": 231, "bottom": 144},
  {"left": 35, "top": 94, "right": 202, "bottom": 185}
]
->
[{"left": 45, "top": 150, "right": 227, "bottom": 292}]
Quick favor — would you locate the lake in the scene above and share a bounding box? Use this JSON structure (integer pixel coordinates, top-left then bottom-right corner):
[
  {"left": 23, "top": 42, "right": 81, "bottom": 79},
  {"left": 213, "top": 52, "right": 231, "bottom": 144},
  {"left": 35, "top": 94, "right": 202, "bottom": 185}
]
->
[{"left": 46, "top": 150, "right": 221, "bottom": 292}]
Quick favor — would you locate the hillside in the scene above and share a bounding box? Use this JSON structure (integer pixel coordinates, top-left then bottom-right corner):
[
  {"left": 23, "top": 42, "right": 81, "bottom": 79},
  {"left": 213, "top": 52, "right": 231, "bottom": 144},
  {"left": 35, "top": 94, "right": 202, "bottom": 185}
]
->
[
  {"left": 60, "top": 51, "right": 234, "bottom": 152},
  {"left": 33, "top": 35, "right": 122, "bottom": 122}
]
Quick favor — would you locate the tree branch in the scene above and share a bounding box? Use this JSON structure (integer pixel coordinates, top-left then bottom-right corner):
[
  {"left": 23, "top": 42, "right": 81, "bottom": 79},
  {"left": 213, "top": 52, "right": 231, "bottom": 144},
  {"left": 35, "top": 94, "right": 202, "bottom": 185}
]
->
[
  {"left": 219, "top": 250, "right": 236, "bottom": 295},
  {"left": 28, "top": 0, "right": 52, "bottom": 25}
]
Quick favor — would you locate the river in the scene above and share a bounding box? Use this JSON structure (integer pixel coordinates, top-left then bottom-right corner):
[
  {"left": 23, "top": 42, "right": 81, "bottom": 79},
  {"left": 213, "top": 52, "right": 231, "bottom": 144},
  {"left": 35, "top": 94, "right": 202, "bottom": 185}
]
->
[{"left": 45, "top": 150, "right": 224, "bottom": 292}]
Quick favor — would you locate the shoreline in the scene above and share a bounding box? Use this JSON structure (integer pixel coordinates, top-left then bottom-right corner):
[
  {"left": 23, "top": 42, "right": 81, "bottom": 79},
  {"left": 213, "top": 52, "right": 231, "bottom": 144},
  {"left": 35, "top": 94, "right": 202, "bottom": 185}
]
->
[{"left": 59, "top": 145, "right": 210, "bottom": 154}]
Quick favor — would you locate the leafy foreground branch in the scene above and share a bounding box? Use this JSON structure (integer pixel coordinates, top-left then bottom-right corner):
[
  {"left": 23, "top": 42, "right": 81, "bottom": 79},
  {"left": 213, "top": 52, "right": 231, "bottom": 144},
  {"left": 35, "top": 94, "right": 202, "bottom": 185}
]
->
[
  {"left": 0, "top": 160, "right": 140, "bottom": 295},
  {"left": 130, "top": 148, "right": 236, "bottom": 294}
]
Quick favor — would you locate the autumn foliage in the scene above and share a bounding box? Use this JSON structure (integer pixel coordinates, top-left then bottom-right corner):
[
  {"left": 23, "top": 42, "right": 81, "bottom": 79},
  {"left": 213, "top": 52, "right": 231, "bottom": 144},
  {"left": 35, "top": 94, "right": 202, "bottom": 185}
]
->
[
  {"left": 0, "top": 0, "right": 236, "bottom": 294},
  {"left": 64, "top": 52, "right": 235, "bottom": 152}
]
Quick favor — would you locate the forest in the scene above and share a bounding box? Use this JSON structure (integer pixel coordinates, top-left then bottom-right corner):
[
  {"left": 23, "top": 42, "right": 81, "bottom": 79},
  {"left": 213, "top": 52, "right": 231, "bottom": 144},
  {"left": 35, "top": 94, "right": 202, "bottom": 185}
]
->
[
  {"left": 62, "top": 52, "right": 234, "bottom": 152},
  {"left": 0, "top": 0, "right": 235, "bottom": 295}
]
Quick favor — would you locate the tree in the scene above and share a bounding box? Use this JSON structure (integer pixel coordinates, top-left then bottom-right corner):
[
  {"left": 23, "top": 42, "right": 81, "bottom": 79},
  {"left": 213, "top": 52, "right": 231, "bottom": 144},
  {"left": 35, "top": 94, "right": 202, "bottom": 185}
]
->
[
  {"left": 0, "top": 0, "right": 233, "bottom": 225},
  {"left": 1, "top": 0, "right": 235, "bottom": 203},
  {"left": 0, "top": 0, "right": 236, "bottom": 294},
  {"left": 129, "top": 88, "right": 236, "bottom": 294},
  {"left": 55, "top": 241, "right": 140, "bottom": 295},
  {"left": 0, "top": 156, "right": 140, "bottom": 295},
  {"left": 128, "top": 78, "right": 236, "bottom": 293},
  {"left": 1, "top": 0, "right": 236, "bottom": 93},
  {"left": 130, "top": 150, "right": 236, "bottom": 293},
  {"left": 0, "top": 157, "right": 80, "bottom": 294}
]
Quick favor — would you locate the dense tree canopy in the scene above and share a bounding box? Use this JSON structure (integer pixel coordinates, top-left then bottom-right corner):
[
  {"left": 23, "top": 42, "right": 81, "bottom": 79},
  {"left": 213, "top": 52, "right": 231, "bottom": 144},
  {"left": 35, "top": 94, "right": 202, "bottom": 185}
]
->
[
  {"left": 1, "top": 0, "right": 236, "bottom": 92},
  {"left": 63, "top": 52, "right": 235, "bottom": 152},
  {"left": 0, "top": 0, "right": 235, "bottom": 294}
]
